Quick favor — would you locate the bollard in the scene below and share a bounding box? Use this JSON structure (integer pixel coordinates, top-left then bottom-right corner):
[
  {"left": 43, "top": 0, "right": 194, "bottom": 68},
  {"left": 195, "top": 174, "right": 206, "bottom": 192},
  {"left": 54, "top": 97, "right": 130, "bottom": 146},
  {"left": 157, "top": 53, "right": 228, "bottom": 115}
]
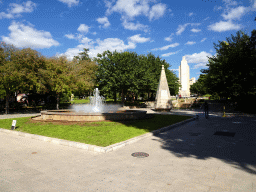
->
[
  {"left": 11, "top": 120, "right": 16, "bottom": 130},
  {"left": 223, "top": 105, "right": 226, "bottom": 117}
]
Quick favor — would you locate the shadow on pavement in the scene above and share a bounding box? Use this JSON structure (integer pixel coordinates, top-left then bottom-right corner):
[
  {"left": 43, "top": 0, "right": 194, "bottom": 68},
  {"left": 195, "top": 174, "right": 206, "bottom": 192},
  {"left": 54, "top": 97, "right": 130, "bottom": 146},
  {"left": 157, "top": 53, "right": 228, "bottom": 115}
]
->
[{"left": 153, "top": 115, "right": 256, "bottom": 174}]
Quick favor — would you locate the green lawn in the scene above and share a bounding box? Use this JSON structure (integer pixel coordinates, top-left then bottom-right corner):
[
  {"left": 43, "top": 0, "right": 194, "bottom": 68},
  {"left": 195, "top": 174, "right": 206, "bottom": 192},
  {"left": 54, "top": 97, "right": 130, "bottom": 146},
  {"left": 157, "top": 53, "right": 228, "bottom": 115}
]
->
[
  {"left": 71, "top": 99, "right": 90, "bottom": 104},
  {"left": 0, "top": 114, "right": 192, "bottom": 147}
]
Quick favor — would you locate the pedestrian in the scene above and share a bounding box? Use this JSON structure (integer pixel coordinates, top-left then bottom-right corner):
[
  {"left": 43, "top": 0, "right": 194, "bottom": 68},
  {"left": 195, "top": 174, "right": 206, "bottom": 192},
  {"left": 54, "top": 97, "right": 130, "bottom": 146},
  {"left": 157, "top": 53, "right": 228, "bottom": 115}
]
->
[
  {"left": 201, "top": 101, "right": 209, "bottom": 118},
  {"left": 179, "top": 94, "right": 181, "bottom": 99},
  {"left": 176, "top": 94, "right": 178, "bottom": 100}
]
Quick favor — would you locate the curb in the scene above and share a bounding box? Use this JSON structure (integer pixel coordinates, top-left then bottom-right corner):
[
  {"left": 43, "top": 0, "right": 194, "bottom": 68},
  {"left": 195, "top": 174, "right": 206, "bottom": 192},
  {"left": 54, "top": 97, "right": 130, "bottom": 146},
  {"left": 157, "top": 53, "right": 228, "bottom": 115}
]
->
[{"left": 0, "top": 117, "right": 195, "bottom": 153}]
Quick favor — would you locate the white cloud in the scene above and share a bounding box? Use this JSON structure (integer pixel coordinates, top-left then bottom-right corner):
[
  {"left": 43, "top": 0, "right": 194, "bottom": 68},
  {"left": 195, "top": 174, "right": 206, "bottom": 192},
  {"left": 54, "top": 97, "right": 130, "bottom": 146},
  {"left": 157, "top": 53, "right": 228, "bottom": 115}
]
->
[
  {"left": 185, "top": 41, "right": 196, "bottom": 45},
  {"left": 122, "top": 20, "right": 149, "bottom": 32},
  {"left": 106, "top": 0, "right": 150, "bottom": 20},
  {"left": 201, "top": 38, "right": 207, "bottom": 42},
  {"left": 152, "top": 43, "right": 179, "bottom": 51},
  {"left": 214, "top": 5, "right": 223, "bottom": 11},
  {"left": 105, "top": 0, "right": 167, "bottom": 21},
  {"left": 61, "top": 38, "right": 136, "bottom": 60},
  {"left": 164, "top": 33, "right": 174, "bottom": 42},
  {"left": 189, "top": 12, "right": 193, "bottom": 16},
  {"left": 77, "top": 24, "right": 90, "bottom": 33},
  {"left": 191, "top": 28, "right": 201, "bottom": 33},
  {"left": 176, "top": 23, "right": 200, "bottom": 35},
  {"left": 253, "top": 0, "right": 256, "bottom": 8},
  {"left": 176, "top": 24, "right": 189, "bottom": 35},
  {"left": 204, "top": 17, "right": 210, "bottom": 20},
  {"left": 128, "top": 34, "right": 150, "bottom": 43},
  {"left": 80, "top": 37, "right": 94, "bottom": 45},
  {"left": 208, "top": 20, "right": 241, "bottom": 32},
  {"left": 184, "top": 51, "right": 212, "bottom": 69},
  {"left": 221, "top": 6, "right": 249, "bottom": 20},
  {"left": 0, "top": 1, "right": 36, "bottom": 19},
  {"left": 58, "top": 0, "right": 79, "bottom": 7},
  {"left": 149, "top": 3, "right": 166, "bottom": 21},
  {"left": 193, "top": 63, "right": 208, "bottom": 69},
  {"left": 65, "top": 34, "right": 75, "bottom": 39},
  {"left": 162, "top": 50, "right": 180, "bottom": 57},
  {"left": 2, "top": 21, "right": 59, "bottom": 49},
  {"left": 222, "top": 0, "right": 238, "bottom": 7},
  {"left": 96, "top": 17, "right": 110, "bottom": 28}
]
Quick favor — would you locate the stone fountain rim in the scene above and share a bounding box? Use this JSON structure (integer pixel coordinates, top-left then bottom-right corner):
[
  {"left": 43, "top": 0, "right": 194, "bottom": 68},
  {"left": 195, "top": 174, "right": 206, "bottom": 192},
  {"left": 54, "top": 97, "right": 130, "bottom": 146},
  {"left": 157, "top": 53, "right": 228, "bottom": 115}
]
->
[{"left": 41, "top": 109, "right": 147, "bottom": 116}]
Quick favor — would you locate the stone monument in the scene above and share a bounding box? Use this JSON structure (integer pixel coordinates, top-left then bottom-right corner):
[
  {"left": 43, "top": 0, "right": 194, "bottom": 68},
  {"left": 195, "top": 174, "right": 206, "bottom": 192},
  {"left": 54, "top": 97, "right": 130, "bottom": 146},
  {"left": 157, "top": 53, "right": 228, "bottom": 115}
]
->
[
  {"left": 155, "top": 65, "right": 172, "bottom": 111},
  {"left": 178, "top": 56, "right": 191, "bottom": 97}
]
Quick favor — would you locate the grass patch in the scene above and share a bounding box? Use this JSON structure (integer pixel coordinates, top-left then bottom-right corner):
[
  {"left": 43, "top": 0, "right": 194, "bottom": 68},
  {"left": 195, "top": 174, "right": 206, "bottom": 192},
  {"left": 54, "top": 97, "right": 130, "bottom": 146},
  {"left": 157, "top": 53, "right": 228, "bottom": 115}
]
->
[
  {"left": 0, "top": 114, "right": 191, "bottom": 147},
  {"left": 71, "top": 99, "right": 90, "bottom": 104}
]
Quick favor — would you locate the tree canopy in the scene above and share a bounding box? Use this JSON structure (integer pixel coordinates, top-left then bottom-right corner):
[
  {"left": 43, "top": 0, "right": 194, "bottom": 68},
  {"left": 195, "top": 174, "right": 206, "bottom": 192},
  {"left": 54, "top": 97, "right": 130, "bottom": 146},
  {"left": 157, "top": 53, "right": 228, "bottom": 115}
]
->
[
  {"left": 94, "top": 50, "right": 179, "bottom": 102},
  {"left": 201, "top": 30, "right": 256, "bottom": 100}
]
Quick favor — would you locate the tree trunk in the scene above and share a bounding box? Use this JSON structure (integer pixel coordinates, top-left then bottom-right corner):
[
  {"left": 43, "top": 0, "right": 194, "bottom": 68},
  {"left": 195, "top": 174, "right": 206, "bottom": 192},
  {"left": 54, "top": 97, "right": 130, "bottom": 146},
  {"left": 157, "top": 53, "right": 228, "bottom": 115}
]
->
[
  {"left": 5, "top": 93, "right": 9, "bottom": 114},
  {"left": 122, "top": 89, "right": 124, "bottom": 104},
  {"left": 114, "top": 90, "right": 117, "bottom": 102},
  {"left": 56, "top": 93, "right": 59, "bottom": 110}
]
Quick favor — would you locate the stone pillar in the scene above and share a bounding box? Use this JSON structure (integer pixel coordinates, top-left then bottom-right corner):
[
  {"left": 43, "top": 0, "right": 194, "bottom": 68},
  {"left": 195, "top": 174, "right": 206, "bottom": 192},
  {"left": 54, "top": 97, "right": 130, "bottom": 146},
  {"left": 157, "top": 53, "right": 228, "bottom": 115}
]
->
[
  {"left": 155, "top": 65, "right": 172, "bottom": 111},
  {"left": 179, "top": 56, "right": 190, "bottom": 97}
]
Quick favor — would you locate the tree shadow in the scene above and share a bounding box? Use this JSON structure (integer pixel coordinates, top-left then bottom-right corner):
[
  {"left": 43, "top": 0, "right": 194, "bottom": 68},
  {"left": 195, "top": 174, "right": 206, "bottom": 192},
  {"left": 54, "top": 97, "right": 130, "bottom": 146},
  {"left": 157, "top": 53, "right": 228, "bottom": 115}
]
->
[{"left": 151, "top": 115, "right": 256, "bottom": 174}]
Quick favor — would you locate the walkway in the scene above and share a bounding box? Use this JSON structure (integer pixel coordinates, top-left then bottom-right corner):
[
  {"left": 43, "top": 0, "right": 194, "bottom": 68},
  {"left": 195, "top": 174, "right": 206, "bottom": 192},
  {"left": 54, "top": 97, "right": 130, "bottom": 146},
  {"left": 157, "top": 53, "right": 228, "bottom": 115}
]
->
[{"left": 0, "top": 110, "right": 256, "bottom": 191}]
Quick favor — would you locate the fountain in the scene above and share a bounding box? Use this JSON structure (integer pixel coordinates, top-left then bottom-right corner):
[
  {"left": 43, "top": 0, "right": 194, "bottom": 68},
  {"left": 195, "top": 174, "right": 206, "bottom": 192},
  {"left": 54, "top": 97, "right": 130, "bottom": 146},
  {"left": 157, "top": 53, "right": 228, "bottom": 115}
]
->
[{"left": 32, "top": 88, "right": 147, "bottom": 122}]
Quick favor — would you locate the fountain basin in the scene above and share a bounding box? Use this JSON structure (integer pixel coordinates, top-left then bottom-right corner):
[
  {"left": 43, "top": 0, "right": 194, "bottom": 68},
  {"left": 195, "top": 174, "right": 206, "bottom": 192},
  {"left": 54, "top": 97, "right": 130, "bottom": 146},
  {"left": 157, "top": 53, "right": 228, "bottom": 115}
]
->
[{"left": 32, "top": 110, "right": 147, "bottom": 122}]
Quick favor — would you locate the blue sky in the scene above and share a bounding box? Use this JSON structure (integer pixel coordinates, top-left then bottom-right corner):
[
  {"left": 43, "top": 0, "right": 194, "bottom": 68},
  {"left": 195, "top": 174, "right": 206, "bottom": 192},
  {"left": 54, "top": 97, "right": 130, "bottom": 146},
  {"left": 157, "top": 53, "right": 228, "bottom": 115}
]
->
[{"left": 0, "top": 0, "right": 255, "bottom": 81}]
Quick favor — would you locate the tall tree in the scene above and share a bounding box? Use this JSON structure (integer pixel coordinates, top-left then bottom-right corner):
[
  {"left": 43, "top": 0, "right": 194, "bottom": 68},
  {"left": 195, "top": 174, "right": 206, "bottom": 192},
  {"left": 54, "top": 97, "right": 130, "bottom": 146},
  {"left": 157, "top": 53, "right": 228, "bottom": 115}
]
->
[
  {"left": 0, "top": 42, "right": 21, "bottom": 114},
  {"left": 44, "top": 56, "right": 73, "bottom": 109},
  {"left": 190, "top": 74, "right": 207, "bottom": 96},
  {"left": 74, "top": 48, "right": 91, "bottom": 62},
  {"left": 70, "top": 51, "right": 98, "bottom": 96},
  {"left": 95, "top": 50, "right": 141, "bottom": 102},
  {"left": 201, "top": 30, "right": 254, "bottom": 100}
]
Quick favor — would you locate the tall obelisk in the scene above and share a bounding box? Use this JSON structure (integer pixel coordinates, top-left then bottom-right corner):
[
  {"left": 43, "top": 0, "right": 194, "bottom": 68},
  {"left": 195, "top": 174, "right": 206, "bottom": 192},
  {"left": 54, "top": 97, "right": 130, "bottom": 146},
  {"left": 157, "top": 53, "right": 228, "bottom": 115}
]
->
[
  {"left": 155, "top": 65, "right": 172, "bottom": 111},
  {"left": 179, "top": 56, "right": 190, "bottom": 97}
]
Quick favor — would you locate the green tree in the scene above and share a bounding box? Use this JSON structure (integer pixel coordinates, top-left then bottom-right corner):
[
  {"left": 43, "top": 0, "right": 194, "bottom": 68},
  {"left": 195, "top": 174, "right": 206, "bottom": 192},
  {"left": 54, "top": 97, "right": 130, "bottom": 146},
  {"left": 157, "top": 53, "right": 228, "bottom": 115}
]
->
[
  {"left": 139, "top": 52, "right": 179, "bottom": 98},
  {"left": 95, "top": 50, "right": 180, "bottom": 102},
  {"left": 44, "top": 56, "right": 73, "bottom": 109},
  {"left": 201, "top": 30, "right": 255, "bottom": 100},
  {"left": 11, "top": 48, "right": 48, "bottom": 94},
  {"left": 0, "top": 42, "right": 22, "bottom": 114},
  {"left": 70, "top": 52, "right": 98, "bottom": 97},
  {"left": 73, "top": 48, "right": 91, "bottom": 62},
  {"left": 95, "top": 50, "right": 141, "bottom": 102},
  {"left": 190, "top": 74, "right": 207, "bottom": 96}
]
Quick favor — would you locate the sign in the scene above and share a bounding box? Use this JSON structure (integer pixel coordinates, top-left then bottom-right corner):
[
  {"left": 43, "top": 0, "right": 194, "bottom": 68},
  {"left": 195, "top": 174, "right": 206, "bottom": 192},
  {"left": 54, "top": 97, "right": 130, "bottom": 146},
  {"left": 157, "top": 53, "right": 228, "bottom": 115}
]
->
[{"left": 11, "top": 120, "right": 16, "bottom": 130}]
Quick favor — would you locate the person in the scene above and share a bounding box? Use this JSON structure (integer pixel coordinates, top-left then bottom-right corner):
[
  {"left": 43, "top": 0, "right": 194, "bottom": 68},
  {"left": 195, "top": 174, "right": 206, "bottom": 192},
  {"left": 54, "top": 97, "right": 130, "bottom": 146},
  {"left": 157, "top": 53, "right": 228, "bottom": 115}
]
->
[
  {"left": 201, "top": 101, "right": 209, "bottom": 118},
  {"left": 176, "top": 94, "right": 178, "bottom": 100}
]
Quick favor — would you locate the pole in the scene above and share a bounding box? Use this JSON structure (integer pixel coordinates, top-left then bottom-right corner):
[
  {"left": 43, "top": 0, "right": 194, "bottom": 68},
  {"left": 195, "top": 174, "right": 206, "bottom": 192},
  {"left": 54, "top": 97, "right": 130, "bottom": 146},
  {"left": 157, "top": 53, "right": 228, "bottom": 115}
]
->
[{"left": 223, "top": 105, "right": 226, "bottom": 117}]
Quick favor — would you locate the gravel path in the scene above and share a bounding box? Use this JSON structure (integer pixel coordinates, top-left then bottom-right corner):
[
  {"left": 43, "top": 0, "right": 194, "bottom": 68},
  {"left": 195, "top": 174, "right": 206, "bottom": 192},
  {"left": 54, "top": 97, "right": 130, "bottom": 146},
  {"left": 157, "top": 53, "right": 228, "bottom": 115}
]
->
[{"left": 0, "top": 113, "right": 40, "bottom": 119}]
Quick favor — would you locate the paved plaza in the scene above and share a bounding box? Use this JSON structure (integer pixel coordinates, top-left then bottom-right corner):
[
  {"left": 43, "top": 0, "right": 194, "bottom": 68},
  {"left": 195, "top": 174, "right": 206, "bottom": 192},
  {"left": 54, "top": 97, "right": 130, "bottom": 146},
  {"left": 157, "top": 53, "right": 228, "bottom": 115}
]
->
[{"left": 0, "top": 109, "right": 256, "bottom": 191}]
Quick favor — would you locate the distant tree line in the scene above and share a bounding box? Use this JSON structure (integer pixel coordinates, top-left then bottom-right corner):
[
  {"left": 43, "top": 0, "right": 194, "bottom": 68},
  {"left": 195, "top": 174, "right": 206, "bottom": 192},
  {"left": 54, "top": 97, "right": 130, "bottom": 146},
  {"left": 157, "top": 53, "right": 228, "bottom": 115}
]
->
[
  {"left": 0, "top": 44, "right": 180, "bottom": 114},
  {"left": 0, "top": 44, "right": 97, "bottom": 114}
]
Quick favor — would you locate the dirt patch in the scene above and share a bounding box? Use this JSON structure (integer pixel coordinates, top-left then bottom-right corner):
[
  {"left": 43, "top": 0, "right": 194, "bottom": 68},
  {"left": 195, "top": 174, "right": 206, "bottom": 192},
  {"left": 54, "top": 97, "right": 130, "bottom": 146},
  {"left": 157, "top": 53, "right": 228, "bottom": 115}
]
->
[
  {"left": 28, "top": 114, "right": 154, "bottom": 125},
  {"left": 28, "top": 117, "right": 102, "bottom": 126}
]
